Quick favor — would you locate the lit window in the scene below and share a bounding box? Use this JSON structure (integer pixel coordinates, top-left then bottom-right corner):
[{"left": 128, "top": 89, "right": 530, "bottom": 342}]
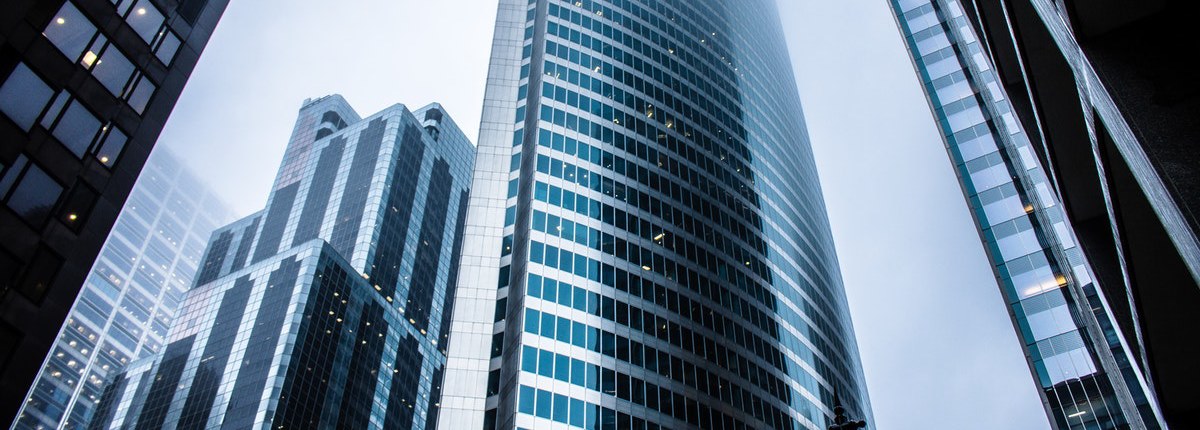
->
[{"left": 42, "top": 2, "right": 97, "bottom": 62}]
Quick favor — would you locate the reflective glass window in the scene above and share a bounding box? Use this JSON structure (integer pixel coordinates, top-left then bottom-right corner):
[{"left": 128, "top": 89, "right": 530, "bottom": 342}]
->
[
  {"left": 43, "top": 2, "right": 96, "bottom": 61},
  {"left": 127, "top": 77, "right": 156, "bottom": 114},
  {"left": 0, "top": 64, "right": 54, "bottom": 131},
  {"left": 154, "top": 31, "right": 181, "bottom": 64},
  {"left": 91, "top": 47, "right": 135, "bottom": 96},
  {"left": 125, "top": 0, "right": 165, "bottom": 44},
  {"left": 51, "top": 101, "right": 101, "bottom": 157}
]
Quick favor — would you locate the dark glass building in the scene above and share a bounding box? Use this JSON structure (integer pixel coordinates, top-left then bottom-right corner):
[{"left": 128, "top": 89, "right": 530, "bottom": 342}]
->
[
  {"left": 11, "top": 148, "right": 231, "bottom": 430},
  {"left": 889, "top": 0, "right": 1199, "bottom": 427},
  {"left": 438, "top": 0, "right": 873, "bottom": 429},
  {"left": 86, "top": 96, "right": 475, "bottom": 429},
  {"left": 0, "top": 0, "right": 229, "bottom": 423}
]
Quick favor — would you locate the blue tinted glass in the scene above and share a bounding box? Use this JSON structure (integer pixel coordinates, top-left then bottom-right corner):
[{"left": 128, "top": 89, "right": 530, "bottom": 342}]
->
[
  {"left": 535, "top": 389, "right": 552, "bottom": 419},
  {"left": 518, "top": 385, "right": 535, "bottom": 415}
]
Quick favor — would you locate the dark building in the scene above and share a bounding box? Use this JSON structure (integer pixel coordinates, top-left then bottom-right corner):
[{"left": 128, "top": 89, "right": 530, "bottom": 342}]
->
[
  {"left": 88, "top": 96, "right": 475, "bottom": 429},
  {"left": 0, "top": 0, "right": 229, "bottom": 424},
  {"left": 890, "top": 0, "right": 1199, "bottom": 427}
]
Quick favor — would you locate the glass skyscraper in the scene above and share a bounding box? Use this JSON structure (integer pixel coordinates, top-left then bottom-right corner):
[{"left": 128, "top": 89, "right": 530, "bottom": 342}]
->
[
  {"left": 438, "top": 1, "right": 872, "bottom": 429},
  {"left": 11, "top": 149, "right": 232, "bottom": 430},
  {"left": 0, "top": 1, "right": 229, "bottom": 423},
  {"left": 86, "top": 96, "right": 475, "bottom": 429},
  {"left": 889, "top": 0, "right": 1167, "bottom": 428}
]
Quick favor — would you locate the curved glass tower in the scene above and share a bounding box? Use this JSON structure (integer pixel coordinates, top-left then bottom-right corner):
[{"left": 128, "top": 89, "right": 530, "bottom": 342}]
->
[{"left": 439, "top": 1, "right": 872, "bottom": 429}]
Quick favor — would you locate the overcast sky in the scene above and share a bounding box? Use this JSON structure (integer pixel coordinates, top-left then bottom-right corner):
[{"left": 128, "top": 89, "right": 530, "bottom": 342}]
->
[{"left": 155, "top": 0, "right": 1050, "bottom": 428}]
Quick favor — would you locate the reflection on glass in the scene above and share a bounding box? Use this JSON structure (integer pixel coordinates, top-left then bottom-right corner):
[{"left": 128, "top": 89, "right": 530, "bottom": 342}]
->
[
  {"left": 92, "top": 47, "right": 135, "bottom": 96},
  {"left": 43, "top": 2, "right": 96, "bottom": 61},
  {"left": 51, "top": 101, "right": 101, "bottom": 157}
]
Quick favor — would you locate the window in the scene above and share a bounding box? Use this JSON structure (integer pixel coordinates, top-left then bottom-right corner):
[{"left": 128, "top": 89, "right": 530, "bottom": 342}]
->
[
  {"left": 43, "top": 2, "right": 97, "bottom": 61},
  {"left": 91, "top": 46, "right": 136, "bottom": 96},
  {"left": 154, "top": 31, "right": 181, "bottom": 65},
  {"left": 0, "top": 64, "right": 54, "bottom": 131},
  {"left": 125, "top": 0, "right": 165, "bottom": 44},
  {"left": 49, "top": 101, "right": 102, "bottom": 157},
  {"left": 95, "top": 125, "right": 128, "bottom": 167},
  {"left": 17, "top": 245, "right": 64, "bottom": 303},
  {"left": 3, "top": 161, "right": 64, "bottom": 228},
  {"left": 58, "top": 183, "right": 99, "bottom": 232},
  {"left": 126, "top": 76, "right": 156, "bottom": 114}
]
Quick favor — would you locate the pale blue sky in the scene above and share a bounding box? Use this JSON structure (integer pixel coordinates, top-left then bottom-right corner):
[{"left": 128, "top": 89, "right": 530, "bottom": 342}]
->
[{"left": 156, "top": 0, "right": 1050, "bottom": 428}]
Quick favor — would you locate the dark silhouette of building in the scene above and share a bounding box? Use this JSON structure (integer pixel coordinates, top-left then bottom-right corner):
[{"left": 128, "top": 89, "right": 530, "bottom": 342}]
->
[{"left": 0, "top": 0, "right": 229, "bottom": 424}]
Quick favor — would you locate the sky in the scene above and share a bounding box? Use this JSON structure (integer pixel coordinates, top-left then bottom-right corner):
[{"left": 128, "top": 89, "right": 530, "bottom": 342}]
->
[{"left": 155, "top": 0, "right": 1051, "bottom": 428}]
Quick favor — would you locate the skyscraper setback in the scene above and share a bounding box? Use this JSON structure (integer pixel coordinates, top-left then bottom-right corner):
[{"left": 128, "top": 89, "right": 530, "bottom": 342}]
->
[
  {"left": 0, "top": 0, "right": 229, "bottom": 423},
  {"left": 439, "top": 0, "right": 872, "bottom": 429},
  {"left": 87, "top": 96, "right": 475, "bottom": 429}
]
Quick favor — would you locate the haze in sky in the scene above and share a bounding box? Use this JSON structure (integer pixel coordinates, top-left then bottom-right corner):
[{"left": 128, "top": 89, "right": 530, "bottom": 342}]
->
[{"left": 155, "top": 0, "right": 1051, "bottom": 428}]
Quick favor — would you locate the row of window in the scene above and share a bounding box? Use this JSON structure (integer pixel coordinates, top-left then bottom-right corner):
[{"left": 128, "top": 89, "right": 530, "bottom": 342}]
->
[
  {"left": 528, "top": 176, "right": 847, "bottom": 373},
  {"left": 524, "top": 270, "right": 829, "bottom": 410},
  {"left": 529, "top": 95, "right": 845, "bottom": 343}
]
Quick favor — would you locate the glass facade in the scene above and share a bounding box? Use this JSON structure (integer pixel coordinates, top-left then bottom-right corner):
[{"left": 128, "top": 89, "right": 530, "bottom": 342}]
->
[
  {"left": 1, "top": 0, "right": 229, "bottom": 422},
  {"left": 10, "top": 149, "right": 231, "bottom": 430},
  {"left": 87, "top": 96, "right": 475, "bottom": 429},
  {"left": 440, "top": 1, "right": 872, "bottom": 429},
  {"left": 888, "top": 0, "right": 1166, "bottom": 428}
]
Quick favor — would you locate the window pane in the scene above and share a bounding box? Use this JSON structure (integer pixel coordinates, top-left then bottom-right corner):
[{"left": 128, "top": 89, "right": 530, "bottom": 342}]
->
[
  {"left": 155, "top": 31, "right": 181, "bottom": 64},
  {"left": 127, "top": 77, "right": 155, "bottom": 114},
  {"left": 6, "top": 163, "right": 63, "bottom": 227},
  {"left": 52, "top": 101, "right": 101, "bottom": 157},
  {"left": 126, "top": 0, "right": 165, "bottom": 44},
  {"left": 97, "top": 125, "right": 127, "bottom": 167},
  {"left": 43, "top": 2, "right": 96, "bottom": 61},
  {"left": 92, "top": 47, "right": 135, "bottom": 96},
  {"left": 0, "top": 155, "right": 30, "bottom": 197},
  {"left": 0, "top": 64, "right": 54, "bottom": 131}
]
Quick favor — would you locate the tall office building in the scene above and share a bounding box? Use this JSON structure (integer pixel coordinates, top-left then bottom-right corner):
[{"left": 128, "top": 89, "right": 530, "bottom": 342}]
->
[
  {"left": 439, "top": 1, "right": 872, "bottom": 429},
  {"left": 888, "top": 0, "right": 1186, "bottom": 428},
  {"left": 0, "top": 0, "right": 230, "bottom": 422},
  {"left": 87, "top": 96, "right": 475, "bottom": 430},
  {"left": 11, "top": 148, "right": 232, "bottom": 430}
]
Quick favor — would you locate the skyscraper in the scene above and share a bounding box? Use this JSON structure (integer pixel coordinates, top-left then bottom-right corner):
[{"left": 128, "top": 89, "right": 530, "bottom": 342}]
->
[
  {"left": 888, "top": 0, "right": 1180, "bottom": 428},
  {"left": 86, "top": 96, "right": 475, "bottom": 429},
  {"left": 11, "top": 148, "right": 232, "bottom": 430},
  {"left": 0, "top": 0, "right": 230, "bottom": 422},
  {"left": 439, "top": 1, "right": 872, "bottom": 429}
]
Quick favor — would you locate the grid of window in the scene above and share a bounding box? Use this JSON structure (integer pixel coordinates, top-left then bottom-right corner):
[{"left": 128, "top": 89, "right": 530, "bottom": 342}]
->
[{"left": 475, "top": 0, "right": 872, "bottom": 429}]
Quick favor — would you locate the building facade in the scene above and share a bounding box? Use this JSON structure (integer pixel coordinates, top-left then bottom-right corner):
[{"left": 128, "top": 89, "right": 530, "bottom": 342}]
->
[
  {"left": 0, "top": 0, "right": 230, "bottom": 422},
  {"left": 87, "top": 96, "right": 475, "bottom": 429},
  {"left": 11, "top": 149, "right": 231, "bottom": 430},
  {"left": 888, "top": 0, "right": 1175, "bottom": 428},
  {"left": 438, "top": 1, "right": 872, "bottom": 429},
  {"left": 900, "top": 0, "right": 1200, "bottom": 426}
]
